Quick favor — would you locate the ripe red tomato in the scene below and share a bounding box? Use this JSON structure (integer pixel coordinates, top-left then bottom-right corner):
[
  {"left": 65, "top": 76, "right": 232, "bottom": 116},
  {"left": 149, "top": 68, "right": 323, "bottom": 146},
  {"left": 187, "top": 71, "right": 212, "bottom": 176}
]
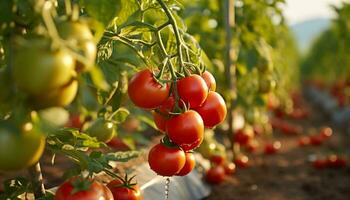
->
[
  {"left": 153, "top": 111, "right": 167, "bottom": 133},
  {"left": 298, "top": 136, "right": 310, "bottom": 147},
  {"left": 148, "top": 143, "right": 186, "bottom": 176},
  {"left": 224, "top": 163, "right": 236, "bottom": 175},
  {"left": 326, "top": 155, "right": 347, "bottom": 168},
  {"left": 201, "top": 71, "right": 216, "bottom": 91},
  {"left": 210, "top": 154, "right": 225, "bottom": 166},
  {"left": 194, "top": 91, "right": 227, "bottom": 128},
  {"left": 310, "top": 135, "right": 323, "bottom": 146},
  {"left": 246, "top": 139, "right": 259, "bottom": 153},
  {"left": 166, "top": 110, "right": 204, "bottom": 151},
  {"left": 206, "top": 165, "right": 226, "bottom": 184},
  {"left": 65, "top": 114, "right": 83, "bottom": 129},
  {"left": 264, "top": 141, "right": 281, "bottom": 155},
  {"left": 234, "top": 129, "right": 253, "bottom": 146},
  {"left": 55, "top": 178, "right": 113, "bottom": 200},
  {"left": 107, "top": 137, "right": 130, "bottom": 151},
  {"left": 121, "top": 117, "right": 140, "bottom": 133},
  {"left": 107, "top": 179, "right": 142, "bottom": 200},
  {"left": 313, "top": 159, "right": 327, "bottom": 170},
  {"left": 177, "top": 152, "right": 196, "bottom": 176},
  {"left": 234, "top": 155, "right": 249, "bottom": 168},
  {"left": 319, "top": 127, "right": 333, "bottom": 139},
  {"left": 177, "top": 74, "right": 208, "bottom": 108},
  {"left": 153, "top": 96, "right": 176, "bottom": 133},
  {"left": 128, "top": 69, "right": 170, "bottom": 109}
]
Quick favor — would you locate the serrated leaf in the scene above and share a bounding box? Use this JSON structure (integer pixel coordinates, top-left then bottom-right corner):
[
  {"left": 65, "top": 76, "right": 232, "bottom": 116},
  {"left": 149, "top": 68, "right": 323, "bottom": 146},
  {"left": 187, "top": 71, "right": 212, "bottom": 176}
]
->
[
  {"left": 112, "top": 0, "right": 139, "bottom": 26},
  {"left": 106, "top": 151, "right": 140, "bottom": 162}
]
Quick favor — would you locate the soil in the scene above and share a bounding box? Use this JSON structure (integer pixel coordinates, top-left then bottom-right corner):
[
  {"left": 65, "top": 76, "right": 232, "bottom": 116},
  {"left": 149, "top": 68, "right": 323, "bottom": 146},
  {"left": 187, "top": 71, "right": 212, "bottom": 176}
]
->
[{"left": 205, "top": 102, "right": 350, "bottom": 200}]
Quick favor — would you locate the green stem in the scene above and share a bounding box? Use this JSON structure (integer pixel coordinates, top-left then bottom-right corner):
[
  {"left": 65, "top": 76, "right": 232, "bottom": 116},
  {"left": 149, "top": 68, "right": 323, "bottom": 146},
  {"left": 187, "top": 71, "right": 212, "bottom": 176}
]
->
[{"left": 156, "top": 0, "right": 185, "bottom": 72}]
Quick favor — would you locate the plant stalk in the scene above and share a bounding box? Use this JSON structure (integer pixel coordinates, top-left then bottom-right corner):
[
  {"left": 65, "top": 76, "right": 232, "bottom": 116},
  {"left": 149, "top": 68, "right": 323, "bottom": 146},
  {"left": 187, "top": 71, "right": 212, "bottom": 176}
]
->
[{"left": 28, "top": 162, "right": 46, "bottom": 199}]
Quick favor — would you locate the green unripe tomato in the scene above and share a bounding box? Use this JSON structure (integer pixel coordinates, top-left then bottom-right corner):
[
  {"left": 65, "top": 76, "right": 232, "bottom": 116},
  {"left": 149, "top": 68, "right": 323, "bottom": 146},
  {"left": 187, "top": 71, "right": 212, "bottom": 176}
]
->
[
  {"left": 57, "top": 21, "right": 97, "bottom": 72},
  {"left": 13, "top": 38, "right": 75, "bottom": 96},
  {"left": 86, "top": 117, "right": 116, "bottom": 143},
  {"left": 0, "top": 122, "right": 46, "bottom": 171}
]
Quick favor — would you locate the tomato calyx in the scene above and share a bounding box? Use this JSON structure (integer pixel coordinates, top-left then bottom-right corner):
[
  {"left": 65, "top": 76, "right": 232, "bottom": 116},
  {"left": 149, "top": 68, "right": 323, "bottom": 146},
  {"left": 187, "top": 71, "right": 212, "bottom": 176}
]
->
[
  {"left": 70, "top": 177, "right": 93, "bottom": 195},
  {"left": 161, "top": 135, "right": 179, "bottom": 148},
  {"left": 111, "top": 173, "right": 138, "bottom": 191}
]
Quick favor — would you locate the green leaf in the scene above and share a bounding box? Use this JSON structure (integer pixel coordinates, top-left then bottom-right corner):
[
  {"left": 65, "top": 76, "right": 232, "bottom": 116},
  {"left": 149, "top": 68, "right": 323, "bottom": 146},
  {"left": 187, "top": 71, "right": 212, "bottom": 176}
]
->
[
  {"left": 112, "top": 107, "right": 130, "bottom": 123},
  {"left": 89, "top": 66, "right": 110, "bottom": 91},
  {"left": 82, "top": 0, "right": 121, "bottom": 27},
  {"left": 106, "top": 151, "right": 140, "bottom": 162},
  {"left": 112, "top": 0, "right": 139, "bottom": 26}
]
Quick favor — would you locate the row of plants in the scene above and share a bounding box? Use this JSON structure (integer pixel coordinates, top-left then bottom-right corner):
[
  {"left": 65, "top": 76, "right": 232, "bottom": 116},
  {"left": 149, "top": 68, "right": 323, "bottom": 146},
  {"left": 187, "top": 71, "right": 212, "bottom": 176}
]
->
[{"left": 0, "top": 0, "right": 303, "bottom": 199}]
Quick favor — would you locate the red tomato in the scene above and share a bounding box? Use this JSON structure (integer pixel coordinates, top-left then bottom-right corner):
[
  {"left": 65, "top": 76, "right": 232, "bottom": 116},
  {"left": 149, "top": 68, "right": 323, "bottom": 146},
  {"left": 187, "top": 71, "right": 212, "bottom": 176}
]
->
[
  {"left": 153, "top": 97, "right": 176, "bottom": 133},
  {"left": 264, "top": 141, "right": 281, "bottom": 155},
  {"left": 153, "top": 111, "right": 167, "bottom": 133},
  {"left": 206, "top": 165, "right": 226, "bottom": 184},
  {"left": 201, "top": 71, "right": 216, "bottom": 91},
  {"left": 319, "top": 127, "right": 333, "bottom": 139},
  {"left": 234, "top": 129, "right": 252, "bottom": 146},
  {"left": 55, "top": 178, "right": 113, "bottom": 200},
  {"left": 326, "top": 155, "right": 347, "bottom": 168},
  {"left": 177, "top": 75, "right": 208, "bottom": 108},
  {"left": 107, "top": 179, "right": 142, "bottom": 200},
  {"left": 148, "top": 143, "right": 186, "bottom": 176},
  {"left": 224, "top": 163, "right": 236, "bottom": 175},
  {"left": 298, "top": 136, "right": 311, "bottom": 147},
  {"left": 128, "top": 69, "right": 170, "bottom": 109},
  {"left": 166, "top": 110, "right": 204, "bottom": 151},
  {"left": 210, "top": 154, "right": 225, "bottom": 166},
  {"left": 234, "top": 155, "right": 249, "bottom": 168},
  {"left": 194, "top": 91, "right": 227, "bottom": 128},
  {"left": 310, "top": 135, "right": 323, "bottom": 146},
  {"left": 65, "top": 114, "right": 83, "bottom": 129},
  {"left": 313, "top": 159, "right": 327, "bottom": 170},
  {"left": 177, "top": 152, "right": 196, "bottom": 176},
  {"left": 246, "top": 140, "right": 259, "bottom": 153},
  {"left": 107, "top": 137, "right": 130, "bottom": 151}
]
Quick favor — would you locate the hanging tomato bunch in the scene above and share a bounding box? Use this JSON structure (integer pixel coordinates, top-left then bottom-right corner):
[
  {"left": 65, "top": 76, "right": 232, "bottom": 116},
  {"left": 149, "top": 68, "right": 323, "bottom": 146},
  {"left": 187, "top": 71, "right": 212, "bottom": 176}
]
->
[{"left": 128, "top": 68, "right": 227, "bottom": 176}]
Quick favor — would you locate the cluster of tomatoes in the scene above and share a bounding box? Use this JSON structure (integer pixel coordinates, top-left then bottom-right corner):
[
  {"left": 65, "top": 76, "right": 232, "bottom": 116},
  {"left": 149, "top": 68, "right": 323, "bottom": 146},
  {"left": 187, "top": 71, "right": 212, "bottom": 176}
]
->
[
  {"left": 312, "top": 155, "right": 347, "bottom": 170},
  {"left": 128, "top": 69, "right": 227, "bottom": 176},
  {"left": 206, "top": 154, "right": 236, "bottom": 184},
  {"left": 55, "top": 175, "right": 141, "bottom": 200},
  {"left": 298, "top": 127, "right": 333, "bottom": 147}
]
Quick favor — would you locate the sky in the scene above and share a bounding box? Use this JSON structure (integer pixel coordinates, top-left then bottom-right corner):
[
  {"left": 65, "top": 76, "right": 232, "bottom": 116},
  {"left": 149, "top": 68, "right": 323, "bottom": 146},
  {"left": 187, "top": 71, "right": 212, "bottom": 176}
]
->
[{"left": 284, "top": 0, "right": 348, "bottom": 25}]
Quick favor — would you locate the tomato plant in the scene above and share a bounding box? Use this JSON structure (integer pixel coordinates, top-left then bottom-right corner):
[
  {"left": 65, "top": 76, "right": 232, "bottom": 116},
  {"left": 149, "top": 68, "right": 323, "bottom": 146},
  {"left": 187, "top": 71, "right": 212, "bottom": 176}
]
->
[{"left": 85, "top": 117, "right": 116, "bottom": 143}]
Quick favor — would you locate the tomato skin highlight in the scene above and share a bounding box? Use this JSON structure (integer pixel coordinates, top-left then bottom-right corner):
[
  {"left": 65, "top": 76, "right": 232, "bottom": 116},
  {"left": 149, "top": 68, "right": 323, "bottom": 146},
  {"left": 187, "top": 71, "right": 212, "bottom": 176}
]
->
[
  {"left": 206, "top": 165, "right": 226, "bottom": 184},
  {"left": 201, "top": 71, "right": 216, "bottom": 91},
  {"left": 55, "top": 178, "right": 113, "bottom": 200},
  {"left": 177, "top": 74, "right": 208, "bottom": 108},
  {"left": 128, "top": 69, "right": 170, "bottom": 109},
  {"left": 194, "top": 91, "right": 227, "bottom": 128},
  {"left": 107, "top": 179, "right": 142, "bottom": 200},
  {"left": 224, "top": 163, "right": 236, "bottom": 175},
  {"left": 166, "top": 110, "right": 204, "bottom": 151},
  {"left": 176, "top": 152, "right": 196, "bottom": 176},
  {"left": 0, "top": 122, "right": 46, "bottom": 171},
  {"left": 148, "top": 143, "right": 186, "bottom": 176}
]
